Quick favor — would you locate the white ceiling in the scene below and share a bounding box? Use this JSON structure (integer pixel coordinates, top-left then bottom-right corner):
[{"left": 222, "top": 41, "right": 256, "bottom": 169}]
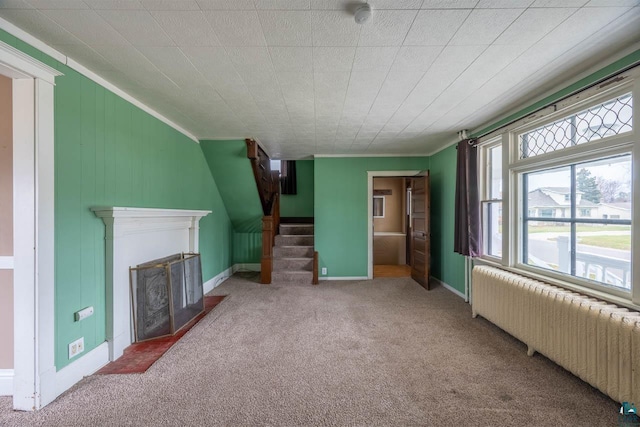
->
[{"left": 1, "top": 1, "right": 639, "bottom": 158}]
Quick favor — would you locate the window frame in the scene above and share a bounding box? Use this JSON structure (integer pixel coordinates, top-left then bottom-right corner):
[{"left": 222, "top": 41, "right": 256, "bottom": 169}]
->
[
  {"left": 476, "top": 66, "right": 640, "bottom": 308},
  {"left": 373, "top": 195, "right": 385, "bottom": 218}
]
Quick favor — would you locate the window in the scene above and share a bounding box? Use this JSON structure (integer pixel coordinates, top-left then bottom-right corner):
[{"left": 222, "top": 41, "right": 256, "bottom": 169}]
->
[
  {"left": 481, "top": 143, "right": 502, "bottom": 258},
  {"left": 373, "top": 196, "right": 385, "bottom": 218},
  {"left": 478, "top": 69, "right": 638, "bottom": 305},
  {"left": 522, "top": 155, "right": 632, "bottom": 291}
]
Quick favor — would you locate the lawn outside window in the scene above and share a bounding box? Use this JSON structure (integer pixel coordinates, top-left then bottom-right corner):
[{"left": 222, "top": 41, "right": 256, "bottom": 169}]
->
[{"left": 477, "top": 66, "right": 639, "bottom": 307}]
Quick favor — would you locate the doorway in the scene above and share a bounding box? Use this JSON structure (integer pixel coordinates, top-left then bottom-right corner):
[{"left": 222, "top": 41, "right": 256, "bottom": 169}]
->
[
  {"left": 372, "top": 177, "right": 411, "bottom": 278},
  {"left": 367, "top": 171, "right": 422, "bottom": 280}
]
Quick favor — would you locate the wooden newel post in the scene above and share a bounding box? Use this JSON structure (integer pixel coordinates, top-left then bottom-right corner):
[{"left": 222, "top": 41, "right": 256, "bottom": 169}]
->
[{"left": 261, "top": 215, "right": 274, "bottom": 284}]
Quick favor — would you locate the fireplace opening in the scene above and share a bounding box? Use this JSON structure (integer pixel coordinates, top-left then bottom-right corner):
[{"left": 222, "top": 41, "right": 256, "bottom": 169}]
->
[{"left": 129, "top": 253, "right": 204, "bottom": 342}]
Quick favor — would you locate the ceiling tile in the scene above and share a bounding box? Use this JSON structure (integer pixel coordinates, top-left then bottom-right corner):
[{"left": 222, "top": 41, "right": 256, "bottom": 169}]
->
[
  {"left": 358, "top": 10, "right": 417, "bottom": 46},
  {"left": 420, "top": 0, "right": 478, "bottom": 8},
  {"left": 0, "top": 9, "right": 82, "bottom": 45},
  {"left": 390, "top": 46, "right": 442, "bottom": 72},
  {"left": 25, "top": 0, "right": 89, "bottom": 9},
  {"left": 449, "top": 9, "right": 523, "bottom": 45},
  {"left": 137, "top": 46, "right": 205, "bottom": 87},
  {"left": 91, "top": 44, "right": 159, "bottom": 72},
  {"left": 141, "top": 0, "right": 200, "bottom": 10},
  {"left": 370, "top": 0, "right": 423, "bottom": 8},
  {"left": 96, "top": 10, "right": 175, "bottom": 46},
  {"left": 203, "top": 11, "right": 267, "bottom": 46},
  {"left": 227, "top": 47, "right": 273, "bottom": 69},
  {"left": 151, "top": 11, "right": 221, "bottom": 46},
  {"left": 585, "top": 0, "right": 639, "bottom": 5},
  {"left": 404, "top": 9, "right": 471, "bottom": 46},
  {"left": 475, "top": 0, "right": 533, "bottom": 7},
  {"left": 352, "top": 46, "right": 399, "bottom": 72},
  {"left": 0, "top": 1, "right": 34, "bottom": 9},
  {"left": 41, "top": 9, "right": 130, "bottom": 45},
  {"left": 311, "top": 11, "right": 360, "bottom": 46},
  {"left": 181, "top": 46, "right": 236, "bottom": 74},
  {"left": 196, "top": 0, "right": 255, "bottom": 9},
  {"left": 258, "top": 11, "right": 312, "bottom": 46},
  {"left": 85, "top": 1, "right": 144, "bottom": 9},
  {"left": 536, "top": 7, "right": 631, "bottom": 46},
  {"left": 269, "top": 47, "right": 313, "bottom": 71},
  {"left": 494, "top": 8, "right": 577, "bottom": 46},
  {"left": 312, "top": 46, "right": 355, "bottom": 72},
  {"left": 254, "top": 0, "right": 311, "bottom": 9},
  {"left": 530, "top": 0, "right": 587, "bottom": 5}
]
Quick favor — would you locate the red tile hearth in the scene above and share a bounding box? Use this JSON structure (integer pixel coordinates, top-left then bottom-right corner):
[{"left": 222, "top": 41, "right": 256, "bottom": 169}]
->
[{"left": 96, "top": 295, "right": 226, "bottom": 375}]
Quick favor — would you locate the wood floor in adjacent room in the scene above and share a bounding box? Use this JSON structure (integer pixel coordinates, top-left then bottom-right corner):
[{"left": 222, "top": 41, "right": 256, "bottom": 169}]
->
[
  {"left": 0, "top": 272, "right": 616, "bottom": 426},
  {"left": 373, "top": 264, "right": 411, "bottom": 277}
]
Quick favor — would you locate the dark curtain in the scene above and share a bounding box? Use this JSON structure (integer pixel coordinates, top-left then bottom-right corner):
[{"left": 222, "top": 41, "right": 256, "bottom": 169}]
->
[
  {"left": 280, "top": 160, "right": 297, "bottom": 195},
  {"left": 454, "top": 139, "right": 482, "bottom": 257}
]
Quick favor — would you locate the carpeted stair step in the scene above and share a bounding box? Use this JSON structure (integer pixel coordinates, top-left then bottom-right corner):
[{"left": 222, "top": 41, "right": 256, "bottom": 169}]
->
[
  {"left": 273, "top": 257, "right": 313, "bottom": 271},
  {"left": 275, "top": 234, "right": 313, "bottom": 247},
  {"left": 273, "top": 245, "right": 314, "bottom": 258},
  {"left": 271, "top": 270, "right": 313, "bottom": 284},
  {"left": 280, "top": 224, "right": 314, "bottom": 235}
]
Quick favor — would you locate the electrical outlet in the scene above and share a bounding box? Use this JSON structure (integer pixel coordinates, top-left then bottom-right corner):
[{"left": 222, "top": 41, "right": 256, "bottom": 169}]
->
[
  {"left": 321, "top": 267, "right": 327, "bottom": 275},
  {"left": 74, "top": 306, "right": 94, "bottom": 322},
  {"left": 68, "top": 337, "right": 84, "bottom": 359}
]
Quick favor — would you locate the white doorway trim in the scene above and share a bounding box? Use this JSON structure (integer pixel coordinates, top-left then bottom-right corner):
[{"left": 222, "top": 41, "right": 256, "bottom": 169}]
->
[
  {"left": 367, "top": 171, "right": 422, "bottom": 280},
  {"left": 0, "top": 40, "right": 62, "bottom": 411}
]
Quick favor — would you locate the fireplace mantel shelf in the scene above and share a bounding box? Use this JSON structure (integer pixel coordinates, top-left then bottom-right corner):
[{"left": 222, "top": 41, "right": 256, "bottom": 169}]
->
[{"left": 92, "top": 207, "right": 211, "bottom": 219}]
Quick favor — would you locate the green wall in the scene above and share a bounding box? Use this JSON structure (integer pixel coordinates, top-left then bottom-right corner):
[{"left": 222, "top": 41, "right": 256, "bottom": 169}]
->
[
  {"left": 0, "top": 30, "right": 234, "bottom": 370},
  {"left": 200, "top": 140, "right": 263, "bottom": 263},
  {"left": 281, "top": 160, "right": 314, "bottom": 218},
  {"left": 314, "top": 157, "right": 429, "bottom": 278},
  {"left": 429, "top": 145, "right": 465, "bottom": 293}
]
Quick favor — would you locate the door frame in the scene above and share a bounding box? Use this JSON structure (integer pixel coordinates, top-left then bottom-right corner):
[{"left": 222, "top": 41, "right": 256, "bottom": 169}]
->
[
  {"left": 367, "top": 171, "right": 422, "bottom": 279},
  {"left": 0, "top": 40, "right": 61, "bottom": 410}
]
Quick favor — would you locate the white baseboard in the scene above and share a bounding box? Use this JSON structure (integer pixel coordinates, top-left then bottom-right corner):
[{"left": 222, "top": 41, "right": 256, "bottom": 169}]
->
[
  {"left": 203, "top": 266, "right": 234, "bottom": 294},
  {"left": 233, "top": 263, "right": 260, "bottom": 272},
  {"left": 431, "top": 277, "right": 467, "bottom": 300},
  {"left": 319, "top": 276, "right": 368, "bottom": 281},
  {"left": 0, "top": 369, "right": 13, "bottom": 396},
  {"left": 54, "top": 342, "right": 109, "bottom": 399}
]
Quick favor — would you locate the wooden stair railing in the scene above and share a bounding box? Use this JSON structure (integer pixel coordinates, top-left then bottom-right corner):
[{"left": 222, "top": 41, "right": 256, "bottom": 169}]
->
[{"left": 246, "top": 139, "right": 280, "bottom": 284}]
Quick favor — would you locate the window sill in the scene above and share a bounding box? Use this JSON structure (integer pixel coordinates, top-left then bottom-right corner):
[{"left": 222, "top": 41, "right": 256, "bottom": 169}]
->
[{"left": 473, "top": 257, "right": 639, "bottom": 312}]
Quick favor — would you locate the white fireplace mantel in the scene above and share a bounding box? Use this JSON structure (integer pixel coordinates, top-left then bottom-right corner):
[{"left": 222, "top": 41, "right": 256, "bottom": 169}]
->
[{"left": 92, "top": 207, "right": 211, "bottom": 361}]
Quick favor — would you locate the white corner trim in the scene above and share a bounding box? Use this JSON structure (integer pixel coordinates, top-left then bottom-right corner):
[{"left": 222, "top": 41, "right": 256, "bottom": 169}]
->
[
  {"left": 319, "top": 276, "right": 369, "bottom": 281},
  {"left": 66, "top": 58, "right": 199, "bottom": 143},
  {"left": 203, "top": 266, "right": 234, "bottom": 294},
  {"left": 431, "top": 277, "right": 466, "bottom": 300},
  {"left": 54, "top": 342, "right": 109, "bottom": 399},
  {"left": 0, "top": 256, "right": 13, "bottom": 269},
  {"left": 233, "top": 263, "right": 260, "bottom": 272},
  {"left": 0, "top": 369, "right": 13, "bottom": 396},
  {"left": 0, "top": 17, "right": 199, "bottom": 144}
]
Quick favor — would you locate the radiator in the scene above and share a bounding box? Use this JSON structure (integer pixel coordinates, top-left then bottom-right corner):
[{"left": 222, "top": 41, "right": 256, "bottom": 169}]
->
[{"left": 472, "top": 265, "right": 640, "bottom": 404}]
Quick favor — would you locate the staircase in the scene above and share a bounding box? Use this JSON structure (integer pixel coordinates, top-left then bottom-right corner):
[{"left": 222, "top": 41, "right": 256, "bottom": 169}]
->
[{"left": 272, "top": 224, "right": 315, "bottom": 284}]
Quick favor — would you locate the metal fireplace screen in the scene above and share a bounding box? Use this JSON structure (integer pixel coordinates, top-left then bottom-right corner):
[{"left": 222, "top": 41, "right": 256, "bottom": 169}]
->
[{"left": 129, "top": 253, "right": 204, "bottom": 342}]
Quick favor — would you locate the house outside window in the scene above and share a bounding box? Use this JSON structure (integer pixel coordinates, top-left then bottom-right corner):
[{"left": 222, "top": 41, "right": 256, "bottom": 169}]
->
[{"left": 477, "top": 67, "right": 638, "bottom": 306}]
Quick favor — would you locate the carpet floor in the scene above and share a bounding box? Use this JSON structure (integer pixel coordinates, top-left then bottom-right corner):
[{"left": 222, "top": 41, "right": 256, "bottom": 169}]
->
[{"left": 0, "top": 273, "right": 617, "bottom": 426}]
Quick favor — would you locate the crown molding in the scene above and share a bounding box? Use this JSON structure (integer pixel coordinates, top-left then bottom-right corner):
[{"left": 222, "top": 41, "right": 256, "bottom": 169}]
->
[{"left": 313, "top": 153, "right": 430, "bottom": 158}]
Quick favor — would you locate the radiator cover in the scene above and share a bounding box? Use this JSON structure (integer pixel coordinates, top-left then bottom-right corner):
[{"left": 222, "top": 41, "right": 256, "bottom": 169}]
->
[{"left": 472, "top": 265, "right": 639, "bottom": 404}]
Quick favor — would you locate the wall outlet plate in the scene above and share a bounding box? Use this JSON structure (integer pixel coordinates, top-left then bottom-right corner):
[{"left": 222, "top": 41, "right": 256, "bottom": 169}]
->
[
  {"left": 74, "top": 306, "right": 94, "bottom": 321},
  {"left": 321, "top": 267, "right": 327, "bottom": 275},
  {"left": 68, "top": 337, "right": 84, "bottom": 359}
]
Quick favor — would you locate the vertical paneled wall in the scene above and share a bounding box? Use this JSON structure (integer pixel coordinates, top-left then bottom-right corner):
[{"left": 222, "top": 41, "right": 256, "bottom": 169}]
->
[
  {"left": 53, "top": 67, "right": 233, "bottom": 369},
  {"left": 0, "top": 74, "right": 13, "bottom": 369}
]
